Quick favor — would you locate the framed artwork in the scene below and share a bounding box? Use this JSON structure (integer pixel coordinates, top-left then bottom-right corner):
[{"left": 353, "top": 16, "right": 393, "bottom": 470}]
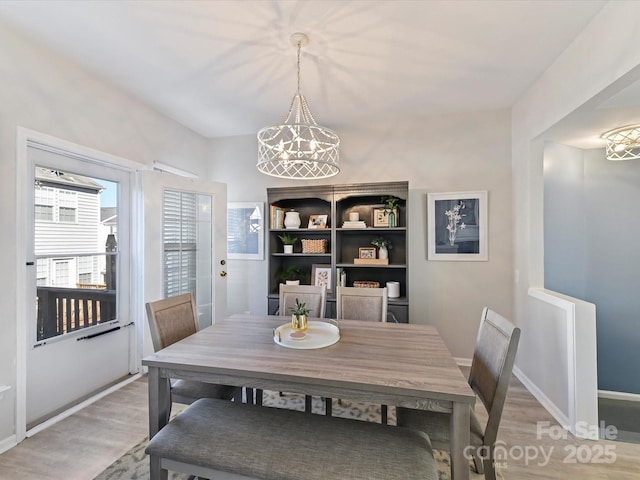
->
[
  {"left": 308, "top": 214, "right": 328, "bottom": 229},
  {"left": 311, "top": 264, "right": 332, "bottom": 293},
  {"left": 358, "top": 247, "right": 376, "bottom": 259},
  {"left": 227, "top": 202, "right": 264, "bottom": 260},
  {"left": 372, "top": 207, "right": 398, "bottom": 227},
  {"left": 427, "top": 191, "right": 488, "bottom": 261}
]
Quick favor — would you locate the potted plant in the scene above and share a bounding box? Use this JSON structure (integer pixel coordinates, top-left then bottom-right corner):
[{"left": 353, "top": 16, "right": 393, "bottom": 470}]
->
[
  {"left": 381, "top": 196, "right": 399, "bottom": 228},
  {"left": 280, "top": 265, "right": 305, "bottom": 285},
  {"left": 371, "top": 236, "right": 392, "bottom": 260},
  {"left": 289, "top": 297, "right": 310, "bottom": 333},
  {"left": 278, "top": 232, "right": 298, "bottom": 254}
]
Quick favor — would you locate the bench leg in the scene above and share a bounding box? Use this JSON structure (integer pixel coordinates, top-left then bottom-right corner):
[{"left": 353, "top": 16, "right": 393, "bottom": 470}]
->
[
  {"left": 149, "top": 455, "right": 168, "bottom": 480},
  {"left": 305, "top": 395, "right": 313, "bottom": 413},
  {"left": 381, "top": 405, "right": 388, "bottom": 425},
  {"left": 325, "top": 397, "right": 332, "bottom": 416}
]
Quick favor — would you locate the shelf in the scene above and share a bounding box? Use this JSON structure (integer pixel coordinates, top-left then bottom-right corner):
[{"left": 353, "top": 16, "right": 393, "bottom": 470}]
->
[
  {"left": 271, "top": 228, "right": 331, "bottom": 233},
  {"left": 273, "top": 253, "right": 331, "bottom": 257},
  {"left": 337, "top": 227, "right": 406, "bottom": 232},
  {"left": 337, "top": 263, "right": 406, "bottom": 268}
]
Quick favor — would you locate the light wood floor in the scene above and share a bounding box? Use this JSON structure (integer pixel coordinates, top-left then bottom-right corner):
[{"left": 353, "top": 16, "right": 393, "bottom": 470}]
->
[{"left": 0, "top": 373, "right": 639, "bottom": 479}]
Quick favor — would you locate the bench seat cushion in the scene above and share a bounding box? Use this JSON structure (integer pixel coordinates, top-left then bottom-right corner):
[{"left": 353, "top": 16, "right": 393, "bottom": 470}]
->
[{"left": 146, "top": 398, "right": 438, "bottom": 480}]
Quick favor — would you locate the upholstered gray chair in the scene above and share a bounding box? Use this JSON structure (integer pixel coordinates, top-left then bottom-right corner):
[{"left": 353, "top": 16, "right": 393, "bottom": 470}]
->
[
  {"left": 334, "top": 286, "right": 389, "bottom": 422},
  {"left": 146, "top": 293, "right": 238, "bottom": 410},
  {"left": 397, "top": 307, "right": 521, "bottom": 480},
  {"left": 336, "top": 286, "right": 388, "bottom": 322},
  {"left": 279, "top": 283, "right": 327, "bottom": 318},
  {"left": 277, "top": 284, "right": 327, "bottom": 412}
]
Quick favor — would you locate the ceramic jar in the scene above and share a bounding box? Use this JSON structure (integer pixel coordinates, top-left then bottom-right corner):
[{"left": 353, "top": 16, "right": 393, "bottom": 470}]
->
[{"left": 284, "top": 210, "right": 301, "bottom": 229}]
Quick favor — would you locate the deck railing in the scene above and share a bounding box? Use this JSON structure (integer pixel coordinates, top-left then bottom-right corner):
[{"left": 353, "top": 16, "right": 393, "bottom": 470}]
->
[{"left": 36, "top": 286, "right": 116, "bottom": 341}]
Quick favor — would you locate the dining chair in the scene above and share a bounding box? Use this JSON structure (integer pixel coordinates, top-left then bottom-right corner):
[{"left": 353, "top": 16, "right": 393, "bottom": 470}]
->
[
  {"left": 335, "top": 286, "right": 388, "bottom": 322},
  {"left": 334, "top": 286, "right": 389, "bottom": 422},
  {"left": 277, "top": 284, "right": 327, "bottom": 412},
  {"left": 278, "top": 283, "right": 327, "bottom": 318},
  {"left": 146, "top": 293, "right": 238, "bottom": 412},
  {"left": 396, "top": 307, "right": 521, "bottom": 480}
]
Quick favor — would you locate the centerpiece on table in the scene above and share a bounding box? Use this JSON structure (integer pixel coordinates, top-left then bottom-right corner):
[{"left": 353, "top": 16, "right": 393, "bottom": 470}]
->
[{"left": 289, "top": 298, "right": 310, "bottom": 338}]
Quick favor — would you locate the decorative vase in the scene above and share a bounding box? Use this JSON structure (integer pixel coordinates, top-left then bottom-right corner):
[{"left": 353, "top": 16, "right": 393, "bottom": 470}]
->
[
  {"left": 387, "top": 210, "right": 396, "bottom": 228},
  {"left": 379, "top": 246, "right": 388, "bottom": 260},
  {"left": 283, "top": 244, "right": 294, "bottom": 254},
  {"left": 284, "top": 210, "right": 301, "bottom": 229},
  {"left": 291, "top": 314, "right": 308, "bottom": 332}
]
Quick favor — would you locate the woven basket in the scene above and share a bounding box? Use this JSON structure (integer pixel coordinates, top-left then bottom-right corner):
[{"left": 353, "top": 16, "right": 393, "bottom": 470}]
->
[
  {"left": 353, "top": 281, "right": 380, "bottom": 288},
  {"left": 301, "top": 238, "right": 328, "bottom": 254}
]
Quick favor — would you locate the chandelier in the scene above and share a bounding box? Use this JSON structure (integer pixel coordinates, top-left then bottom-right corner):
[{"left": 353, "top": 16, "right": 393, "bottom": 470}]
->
[
  {"left": 601, "top": 124, "right": 640, "bottom": 161},
  {"left": 257, "top": 33, "right": 340, "bottom": 179}
]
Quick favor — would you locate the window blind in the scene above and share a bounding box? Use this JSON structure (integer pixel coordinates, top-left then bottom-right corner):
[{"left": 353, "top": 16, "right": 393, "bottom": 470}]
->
[{"left": 163, "top": 190, "right": 197, "bottom": 298}]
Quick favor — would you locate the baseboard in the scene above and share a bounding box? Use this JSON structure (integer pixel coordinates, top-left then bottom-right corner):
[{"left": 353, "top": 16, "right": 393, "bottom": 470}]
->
[
  {"left": 0, "top": 434, "right": 17, "bottom": 455},
  {"left": 513, "top": 365, "right": 571, "bottom": 429},
  {"left": 599, "top": 390, "right": 640, "bottom": 402},
  {"left": 454, "top": 357, "right": 472, "bottom": 367}
]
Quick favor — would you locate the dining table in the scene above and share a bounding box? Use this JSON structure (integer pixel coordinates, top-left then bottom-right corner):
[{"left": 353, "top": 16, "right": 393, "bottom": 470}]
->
[{"left": 142, "top": 313, "right": 476, "bottom": 480}]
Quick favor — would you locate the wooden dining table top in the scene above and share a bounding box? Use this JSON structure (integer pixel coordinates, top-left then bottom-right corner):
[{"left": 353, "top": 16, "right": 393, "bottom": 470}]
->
[{"left": 142, "top": 313, "right": 475, "bottom": 409}]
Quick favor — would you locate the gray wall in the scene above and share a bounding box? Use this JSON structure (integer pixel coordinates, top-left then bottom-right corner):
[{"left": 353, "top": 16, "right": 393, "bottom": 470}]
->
[
  {"left": 210, "top": 109, "right": 514, "bottom": 362},
  {"left": 544, "top": 143, "right": 640, "bottom": 394}
]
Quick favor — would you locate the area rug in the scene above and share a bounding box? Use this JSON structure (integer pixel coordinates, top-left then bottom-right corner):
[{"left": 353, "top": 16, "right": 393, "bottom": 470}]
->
[{"left": 94, "top": 391, "right": 489, "bottom": 480}]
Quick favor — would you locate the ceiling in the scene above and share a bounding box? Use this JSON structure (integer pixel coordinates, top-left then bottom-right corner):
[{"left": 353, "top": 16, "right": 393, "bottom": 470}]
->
[{"left": 0, "top": 0, "right": 622, "bottom": 142}]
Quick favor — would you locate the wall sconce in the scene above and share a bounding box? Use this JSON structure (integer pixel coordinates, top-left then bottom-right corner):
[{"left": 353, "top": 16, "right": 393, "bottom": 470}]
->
[{"left": 601, "top": 124, "right": 640, "bottom": 161}]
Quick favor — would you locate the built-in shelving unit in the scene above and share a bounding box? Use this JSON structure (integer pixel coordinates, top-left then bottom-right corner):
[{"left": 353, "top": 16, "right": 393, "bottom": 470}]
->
[{"left": 267, "top": 181, "right": 409, "bottom": 322}]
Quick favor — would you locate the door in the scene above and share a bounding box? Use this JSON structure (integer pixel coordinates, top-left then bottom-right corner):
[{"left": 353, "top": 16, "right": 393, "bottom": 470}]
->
[
  {"left": 25, "top": 144, "right": 134, "bottom": 428},
  {"left": 141, "top": 171, "right": 227, "bottom": 358}
]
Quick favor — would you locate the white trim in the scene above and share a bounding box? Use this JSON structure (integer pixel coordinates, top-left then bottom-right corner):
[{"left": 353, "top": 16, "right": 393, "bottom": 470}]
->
[
  {"left": 599, "top": 390, "right": 640, "bottom": 402},
  {"left": 26, "top": 374, "right": 142, "bottom": 438},
  {"left": 0, "top": 435, "right": 17, "bottom": 455},
  {"left": 15, "top": 127, "right": 144, "bottom": 443},
  {"left": 513, "top": 365, "right": 572, "bottom": 430},
  {"left": 153, "top": 161, "right": 198, "bottom": 178},
  {"left": 454, "top": 357, "right": 472, "bottom": 367}
]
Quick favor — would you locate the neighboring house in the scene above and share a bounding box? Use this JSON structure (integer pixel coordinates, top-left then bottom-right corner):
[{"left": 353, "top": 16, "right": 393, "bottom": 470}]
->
[{"left": 34, "top": 167, "right": 105, "bottom": 288}]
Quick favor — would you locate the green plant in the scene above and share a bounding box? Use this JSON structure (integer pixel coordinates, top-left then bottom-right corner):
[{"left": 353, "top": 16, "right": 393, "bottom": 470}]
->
[
  {"left": 280, "top": 265, "right": 305, "bottom": 282},
  {"left": 381, "top": 196, "right": 399, "bottom": 215},
  {"left": 371, "top": 236, "right": 392, "bottom": 250},
  {"left": 278, "top": 232, "right": 298, "bottom": 245},
  {"left": 289, "top": 298, "right": 311, "bottom": 317}
]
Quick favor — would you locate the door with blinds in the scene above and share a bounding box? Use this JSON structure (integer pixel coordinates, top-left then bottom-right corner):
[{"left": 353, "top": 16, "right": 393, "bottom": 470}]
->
[{"left": 142, "top": 171, "right": 227, "bottom": 357}]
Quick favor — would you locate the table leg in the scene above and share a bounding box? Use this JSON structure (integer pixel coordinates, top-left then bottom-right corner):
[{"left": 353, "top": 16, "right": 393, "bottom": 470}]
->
[
  {"left": 148, "top": 366, "right": 170, "bottom": 439},
  {"left": 450, "top": 402, "right": 471, "bottom": 480}
]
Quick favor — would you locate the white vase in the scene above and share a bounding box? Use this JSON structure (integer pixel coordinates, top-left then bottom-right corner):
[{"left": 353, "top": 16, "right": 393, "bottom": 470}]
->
[
  {"left": 284, "top": 210, "right": 301, "bottom": 229},
  {"left": 379, "top": 247, "right": 388, "bottom": 260},
  {"left": 283, "top": 245, "right": 293, "bottom": 254}
]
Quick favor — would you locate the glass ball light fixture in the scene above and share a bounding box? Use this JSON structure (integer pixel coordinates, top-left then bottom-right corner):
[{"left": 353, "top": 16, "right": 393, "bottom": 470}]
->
[
  {"left": 601, "top": 124, "right": 640, "bottom": 161},
  {"left": 257, "top": 33, "right": 340, "bottom": 179}
]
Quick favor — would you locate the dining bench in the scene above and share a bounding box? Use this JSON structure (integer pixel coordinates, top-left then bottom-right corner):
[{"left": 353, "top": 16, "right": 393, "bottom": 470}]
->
[{"left": 145, "top": 397, "right": 439, "bottom": 480}]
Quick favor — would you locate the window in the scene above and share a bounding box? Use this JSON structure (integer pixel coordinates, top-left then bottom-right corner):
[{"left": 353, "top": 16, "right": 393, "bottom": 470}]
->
[
  {"left": 163, "top": 190, "right": 197, "bottom": 298},
  {"left": 35, "top": 186, "right": 54, "bottom": 221},
  {"left": 58, "top": 190, "right": 77, "bottom": 223}
]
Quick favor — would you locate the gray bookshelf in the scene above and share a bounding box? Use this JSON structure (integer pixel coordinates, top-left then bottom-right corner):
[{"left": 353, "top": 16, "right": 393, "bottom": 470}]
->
[{"left": 267, "top": 181, "right": 409, "bottom": 322}]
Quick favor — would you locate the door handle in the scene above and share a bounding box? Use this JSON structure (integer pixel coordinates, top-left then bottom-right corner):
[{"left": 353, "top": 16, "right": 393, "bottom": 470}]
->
[{"left": 220, "top": 271, "right": 227, "bottom": 277}]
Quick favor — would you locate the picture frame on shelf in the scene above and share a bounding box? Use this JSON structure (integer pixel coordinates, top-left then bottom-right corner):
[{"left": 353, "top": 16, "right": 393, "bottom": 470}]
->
[
  {"left": 372, "top": 207, "right": 398, "bottom": 228},
  {"left": 311, "top": 264, "right": 332, "bottom": 294},
  {"left": 227, "top": 202, "right": 264, "bottom": 260},
  {"left": 427, "top": 191, "right": 488, "bottom": 261},
  {"left": 308, "top": 214, "right": 328, "bottom": 229},
  {"left": 358, "top": 247, "right": 376, "bottom": 259}
]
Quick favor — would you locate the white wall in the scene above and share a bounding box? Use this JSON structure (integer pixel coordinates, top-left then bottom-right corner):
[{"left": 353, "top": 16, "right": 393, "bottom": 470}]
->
[
  {"left": 210, "top": 108, "right": 513, "bottom": 360},
  {"left": 0, "top": 24, "right": 209, "bottom": 447},
  {"left": 512, "top": 1, "right": 640, "bottom": 422}
]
